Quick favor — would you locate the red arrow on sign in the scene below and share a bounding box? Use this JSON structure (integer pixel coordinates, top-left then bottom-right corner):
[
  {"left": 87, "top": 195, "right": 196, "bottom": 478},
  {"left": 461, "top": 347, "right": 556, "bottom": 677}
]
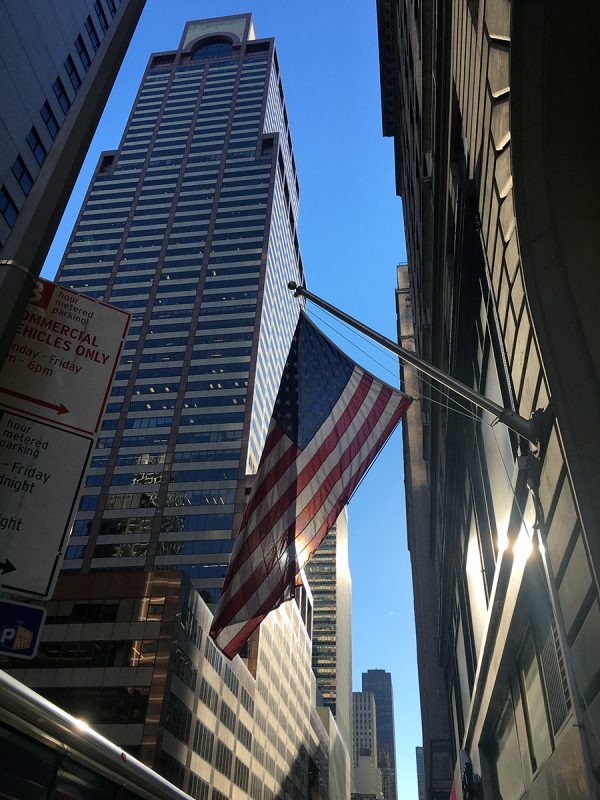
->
[{"left": 0, "top": 386, "right": 69, "bottom": 415}]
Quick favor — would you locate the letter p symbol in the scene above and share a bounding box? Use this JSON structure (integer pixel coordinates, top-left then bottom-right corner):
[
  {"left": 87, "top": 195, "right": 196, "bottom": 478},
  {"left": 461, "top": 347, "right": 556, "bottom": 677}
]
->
[{"left": 0, "top": 627, "right": 16, "bottom": 647}]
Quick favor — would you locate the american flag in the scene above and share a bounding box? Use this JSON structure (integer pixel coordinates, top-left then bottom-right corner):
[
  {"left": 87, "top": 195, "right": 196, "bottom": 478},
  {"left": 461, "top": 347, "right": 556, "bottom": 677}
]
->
[{"left": 209, "top": 312, "right": 412, "bottom": 658}]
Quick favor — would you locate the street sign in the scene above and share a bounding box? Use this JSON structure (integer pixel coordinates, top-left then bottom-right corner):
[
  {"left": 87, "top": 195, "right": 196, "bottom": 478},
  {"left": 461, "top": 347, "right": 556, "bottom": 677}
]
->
[
  {"left": 0, "top": 277, "right": 129, "bottom": 434},
  {"left": 0, "top": 598, "right": 46, "bottom": 659},
  {"left": 0, "top": 409, "right": 92, "bottom": 599}
]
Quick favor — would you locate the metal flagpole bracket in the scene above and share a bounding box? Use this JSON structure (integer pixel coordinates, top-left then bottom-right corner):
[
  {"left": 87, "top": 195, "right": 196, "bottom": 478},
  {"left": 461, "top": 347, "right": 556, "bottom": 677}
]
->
[{"left": 288, "top": 281, "right": 546, "bottom": 445}]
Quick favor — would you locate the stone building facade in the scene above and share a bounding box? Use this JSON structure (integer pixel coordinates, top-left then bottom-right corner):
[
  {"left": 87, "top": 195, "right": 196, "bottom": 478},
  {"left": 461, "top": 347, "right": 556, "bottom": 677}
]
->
[{"left": 379, "top": 1, "right": 600, "bottom": 798}]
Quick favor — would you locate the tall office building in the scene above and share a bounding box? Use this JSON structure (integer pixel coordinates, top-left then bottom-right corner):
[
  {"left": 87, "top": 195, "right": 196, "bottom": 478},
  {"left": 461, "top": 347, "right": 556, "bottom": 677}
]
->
[
  {"left": 361, "top": 671, "right": 396, "bottom": 800},
  {"left": 0, "top": 0, "right": 145, "bottom": 363},
  {"left": 2, "top": 15, "right": 352, "bottom": 800},
  {"left": 352, "top": 691, "right": 383, "bottom": 800},
  {"left": 379, "top": 1, "right": 600, "bottom": 798},
  {"left": 352, "top": 691, "right": 377, "bottom": 767},
  {"left": 56, "top": 13, "right": 303, "bottom": 588},
  {"left": 305, "top": 507, "right": 353, "bottom": 752}
]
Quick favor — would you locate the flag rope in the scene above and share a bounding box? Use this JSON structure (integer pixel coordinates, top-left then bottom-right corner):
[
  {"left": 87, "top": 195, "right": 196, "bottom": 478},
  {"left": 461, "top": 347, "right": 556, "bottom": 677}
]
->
[{"left": 305, "top": 304, "right": 485, "bottom": 426}]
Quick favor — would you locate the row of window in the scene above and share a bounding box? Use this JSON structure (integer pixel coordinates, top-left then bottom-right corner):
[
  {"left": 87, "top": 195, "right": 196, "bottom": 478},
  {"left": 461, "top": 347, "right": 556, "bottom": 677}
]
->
[
  {"left": 89, "top": 447, "right": 239, "bottom": 468},
  {"left": 106, "top": 392, "right": 247, "bottom": 412},
  {"left": 114, "top": 362, "right": 250, "bottom": 385},
  {"left": 157, "top": 540, "right": 234, "bottom": 557},
  {"left": 85, "top": 466, "right": 238, "bottom": 487},
  {"left": 71, "top": 511, "right": 232, "bottom": 537},
  {"left": 44, "top": 596, "right": 164, "bottom": 625},
  {"left": 33, "top": 638, "right": 158, "bottom": 669},
  {"left": 94, "top": 427, "right": 242, "bottom": 450},
  {"left": 79, "top": 487, "right": 236, "bottom": 512},
  {"left": 100, "top": 410, "right": 245, "bottom": 432},
  {"left": 42, "top": 686, "right": 149, "bottom": 726}
]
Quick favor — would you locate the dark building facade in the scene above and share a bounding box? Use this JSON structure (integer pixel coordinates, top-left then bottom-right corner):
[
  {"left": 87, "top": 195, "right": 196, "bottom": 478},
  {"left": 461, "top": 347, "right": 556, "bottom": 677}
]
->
[
  {"left": 379, "top": 1, "right": 600, "bottom": 799},
  {"left": 0, "top": 0, "right": 145, "bottom": 364},
  {"left": 361, "top": 671, "right": 396, "bottom": 800},
  {"left": 2, "top": 15, "right": 353, "bottom": 800},
  {"left": 396, "top": 263, "right": 453, "bottom": 800}
]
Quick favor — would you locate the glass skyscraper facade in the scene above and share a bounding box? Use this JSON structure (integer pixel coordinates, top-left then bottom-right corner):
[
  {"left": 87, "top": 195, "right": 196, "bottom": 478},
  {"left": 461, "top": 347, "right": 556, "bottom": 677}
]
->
[
  {"left": 58, "top": 14, "right": 304, "bottom": 600},
  {"left": 361, "top": 670, "right": 397, "bottom": 800}
]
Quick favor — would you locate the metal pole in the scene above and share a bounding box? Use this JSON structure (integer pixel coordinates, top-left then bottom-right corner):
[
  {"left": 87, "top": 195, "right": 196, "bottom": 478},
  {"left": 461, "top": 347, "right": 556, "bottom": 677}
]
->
[{"left": 288, "top": 281, "right": 540, "bottom": 443}]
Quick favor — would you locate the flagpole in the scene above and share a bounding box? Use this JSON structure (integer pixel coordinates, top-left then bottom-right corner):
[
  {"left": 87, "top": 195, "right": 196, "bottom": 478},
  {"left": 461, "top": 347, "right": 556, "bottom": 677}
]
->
[{"left": 288, "top": 281, "right": 542, "bottom": 444}]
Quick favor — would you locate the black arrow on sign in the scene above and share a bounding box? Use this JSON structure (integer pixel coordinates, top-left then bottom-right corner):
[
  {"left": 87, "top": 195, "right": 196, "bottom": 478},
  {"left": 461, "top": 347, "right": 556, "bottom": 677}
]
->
[{"left": 0, "top": 559, "right": 16, "bottom": 575}]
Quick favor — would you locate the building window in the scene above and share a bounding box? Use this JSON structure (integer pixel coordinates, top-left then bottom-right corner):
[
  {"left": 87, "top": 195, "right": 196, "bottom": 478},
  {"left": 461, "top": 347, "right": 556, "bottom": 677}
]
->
[
  {"left": 215, "top": 741, "right": 233, "bottom": 777},
  {"left": 0, "top": 187, "right": 18, "bottom": 227},
  {"left": 465, "top": 509, "right": 488, "bottom": 657},
  {"left": 26, "top": 127, "right": 46, "bottom": 166},
  {"left": 40, "top": 101, "right": 59, "bottom": 139},
  {"left": 65, "top": 55, "right": 81, "bottom": 91},
  {"left": 191, "top": 39, "right": 233, "bottom": 60},
  {"left": 85, "top": 15, "right": 100, "bottom": 51},
  {"left": 164, "top": 692, "right": 191, "bottom": 744},
  {"left": 490, "top": 690, "right": 525, "bottom": 800},
  {"left": 75, "top": 35, "right": 91, "bottom": 71},
  {"left": 233, "top": 758, "right": 250, "bottom": 792},
  {"left": 158, "top": 751, "right": 185, "bottom": 789},
  {"left": 106, "top": 0, "right": 117, "bottom": 16},
  {"left": 192, "top": 721, "right": 214, "bottom": 762},
  {"left": 11, "top": 156, "right": 33, "bottom": 195},
  {"left": 188, "top": 774, "right": 209, "bottom": 800},
  {"left": 519, "top": 633, "right": 553, "bottom": 771},
  {"left": 94, "top": 1, "right": 109, "bottom": 33},
  {"left": 53, "top": 77, "right": 71, "bottom": 114},
  {"left": 64, "top": 545, "right": 86, "bottom": 560}
]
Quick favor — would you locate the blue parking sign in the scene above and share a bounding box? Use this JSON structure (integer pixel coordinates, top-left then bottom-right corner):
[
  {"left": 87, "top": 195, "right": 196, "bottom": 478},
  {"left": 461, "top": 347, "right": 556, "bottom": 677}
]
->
[{"left": 0, "top": 599, "right": 45, "bottom": 659}]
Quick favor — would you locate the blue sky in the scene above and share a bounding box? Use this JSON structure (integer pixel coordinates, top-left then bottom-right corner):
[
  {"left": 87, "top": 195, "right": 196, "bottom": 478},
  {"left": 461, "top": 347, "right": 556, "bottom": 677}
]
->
[{"left": 42, "top": 1, "right": 420, "bottom": 795}]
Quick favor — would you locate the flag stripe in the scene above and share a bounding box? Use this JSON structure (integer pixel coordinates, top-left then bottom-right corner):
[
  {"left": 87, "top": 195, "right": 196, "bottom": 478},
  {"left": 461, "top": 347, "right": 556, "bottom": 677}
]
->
[
  {"left": 293, "top": 382, "right": 394, "bottom": 532},
  {"left": 210, "top": 313, "right": 412, "bottom": 658},
  {"left": 216, "top": 615, "right": 265, "bottom": 659},
  {"left": 294, "top": 371, "right": 375, "bottom": 494},
  {"left": 215, "top": 561, "right": 291, "bottom": 655},
  {"left": 224, "top": 370, "right": 373, "bottom": 582},
  {"left": 239, "top": 425, "right": 295, "bottom": 521},
  {"left": 215, "top": 387, "right": 406, "bottom": 627},
  {"left": 221, "top": 434, "right": 299, "bottom": 594},
  {"left": 219, "top": 374, "right": 384, "bottom": 607},
  {"left": 296, "top": 393, "right": 411, "bottom": 566},
  {"left": 237, "top": 370, "right": 376, "bottom": 558}
]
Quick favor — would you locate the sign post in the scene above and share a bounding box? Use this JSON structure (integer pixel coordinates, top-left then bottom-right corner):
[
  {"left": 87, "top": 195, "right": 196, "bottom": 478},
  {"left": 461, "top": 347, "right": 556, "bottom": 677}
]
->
[{"left": 0, "top": 278, "right": 129, "bottom": 608}]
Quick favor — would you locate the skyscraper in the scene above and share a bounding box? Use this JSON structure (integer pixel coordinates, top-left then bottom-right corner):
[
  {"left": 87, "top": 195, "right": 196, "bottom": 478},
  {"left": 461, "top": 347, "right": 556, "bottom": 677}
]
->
[
  {"left": 352, "top": 691, "right": 383, "bottom": 800},
  {"left": 57, "top": 13, "right": 303, "bottom": 588},
  {"left": 361, "top": 670, "right": 396, "bottom": 800},
  {"left": 0, "top": 0, "right": 145, "bottom": 363},
  {"left": 305, "top": 507, "right": 353, "bottom": 752},
  {"left": 2, "top": 15, "right": 352, "bottom": 799}
]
